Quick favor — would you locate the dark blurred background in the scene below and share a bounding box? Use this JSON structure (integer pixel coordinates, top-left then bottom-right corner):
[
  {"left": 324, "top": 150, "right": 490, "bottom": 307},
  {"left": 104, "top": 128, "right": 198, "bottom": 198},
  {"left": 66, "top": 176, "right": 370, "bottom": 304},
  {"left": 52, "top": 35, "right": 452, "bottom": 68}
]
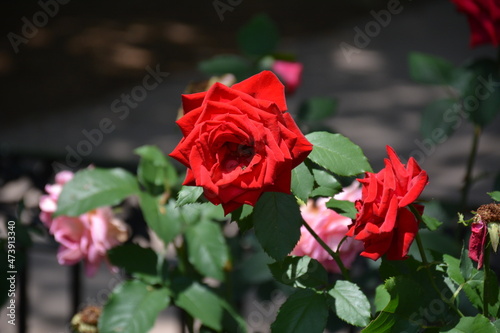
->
[{"left": 0, "top": 0, "right": 389, "bottom": 125}]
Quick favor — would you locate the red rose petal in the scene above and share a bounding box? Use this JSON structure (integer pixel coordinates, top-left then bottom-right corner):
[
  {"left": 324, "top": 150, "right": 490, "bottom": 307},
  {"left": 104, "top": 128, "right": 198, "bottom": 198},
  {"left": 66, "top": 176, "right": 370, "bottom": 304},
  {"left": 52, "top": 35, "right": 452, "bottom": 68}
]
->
[{"left": 231, "top": 71, "right": 287, "bottom": 112}]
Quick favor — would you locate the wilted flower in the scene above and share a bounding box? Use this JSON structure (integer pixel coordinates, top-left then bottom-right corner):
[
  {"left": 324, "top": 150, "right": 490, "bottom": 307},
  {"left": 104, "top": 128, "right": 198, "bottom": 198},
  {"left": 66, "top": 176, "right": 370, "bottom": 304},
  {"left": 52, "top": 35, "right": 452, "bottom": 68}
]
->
[
  {"left": 291, "top": 182, "right": 364, "bottom": 273},
  {"left": 39, "top": 171, "right": 128, "bottom": 276},
  {"left": 71, "top": 306, "right": 101, "bottom": 333},
  {"left": 469, "top": 203, "right": 500, "bottom": 269}
]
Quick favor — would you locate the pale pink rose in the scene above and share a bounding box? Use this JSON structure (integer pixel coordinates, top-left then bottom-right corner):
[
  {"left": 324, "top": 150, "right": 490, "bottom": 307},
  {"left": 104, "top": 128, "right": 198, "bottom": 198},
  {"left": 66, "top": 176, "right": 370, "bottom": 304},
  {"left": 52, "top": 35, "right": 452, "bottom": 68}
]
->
[
  {"left": 271, "top": 60, "right": 303, "bottom": 94},
  {"left": 39, "top": 171, "right": 128, "bottom": 276},
  {"left": 291, "top": 182, "right": 364, "bottom": 273},
  {"left": 39, "top": 170, "right": 74, "bottom": 227}
]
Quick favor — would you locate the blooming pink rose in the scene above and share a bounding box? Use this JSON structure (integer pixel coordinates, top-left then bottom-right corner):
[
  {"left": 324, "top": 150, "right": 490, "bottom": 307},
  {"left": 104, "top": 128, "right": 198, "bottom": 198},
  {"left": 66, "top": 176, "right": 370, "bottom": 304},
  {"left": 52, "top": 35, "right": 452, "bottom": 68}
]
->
[
  {"left": 271, "top": 60, "right": 303, "bottom": 94},
  {"left": 39, "top": 170, "right": 74, "bottom": 227},
  {"left": 39, "top": 171, "right": 128, "bottom": 276},
  {"left": 291, "top": 182, "right": 364, "bottom": 273}
]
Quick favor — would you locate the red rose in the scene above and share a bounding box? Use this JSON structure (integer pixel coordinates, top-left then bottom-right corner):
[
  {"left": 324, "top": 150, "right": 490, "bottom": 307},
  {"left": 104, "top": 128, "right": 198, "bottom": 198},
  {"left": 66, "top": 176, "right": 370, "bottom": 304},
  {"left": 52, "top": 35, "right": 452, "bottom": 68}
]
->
[
  {"left": 451, "top": 0, "right": 500, "bottom": 47},
  {"left": 169, "top": 71, "right": 312, "bottom": 215},
  {"left": 346, "top": 146, "right": 429, "bottom": 260}
]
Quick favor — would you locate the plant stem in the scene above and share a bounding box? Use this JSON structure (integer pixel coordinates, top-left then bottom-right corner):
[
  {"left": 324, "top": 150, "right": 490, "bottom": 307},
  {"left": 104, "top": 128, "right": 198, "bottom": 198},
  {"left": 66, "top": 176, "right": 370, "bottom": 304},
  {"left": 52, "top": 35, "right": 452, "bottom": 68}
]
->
[
  {"left": 410, "top": 205, "right": 464, "bottom": 318},
  {"left": 302, "top": 219, "right": 351, "bottom": 281},
  {"left": 460, "top": 125, "right": 482, "bottom": 211},
  {"left": 483, "top": 242, "right": 491, "bottom": 317},
  {"left": 408, "top": 205, "right": 429, "bottom": 264}
]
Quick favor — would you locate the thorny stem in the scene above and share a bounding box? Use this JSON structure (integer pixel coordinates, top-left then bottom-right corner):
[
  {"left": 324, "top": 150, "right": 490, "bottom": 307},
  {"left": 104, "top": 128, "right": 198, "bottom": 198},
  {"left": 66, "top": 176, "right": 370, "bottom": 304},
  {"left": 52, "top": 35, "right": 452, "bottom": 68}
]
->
[
  {"left": 410, "top": 205, "right": 465, "bottom": 318},
  {"left": 302, "top": 219, "right": 351, "bottom": 281}
]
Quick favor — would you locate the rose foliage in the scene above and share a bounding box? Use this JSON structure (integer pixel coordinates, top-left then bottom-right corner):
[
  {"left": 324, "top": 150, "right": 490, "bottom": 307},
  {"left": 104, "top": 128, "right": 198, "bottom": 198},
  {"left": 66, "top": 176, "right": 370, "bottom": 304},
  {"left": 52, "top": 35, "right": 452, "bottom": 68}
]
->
[{"left": 31, "top": 22, "right": 500, "bottom": 331}]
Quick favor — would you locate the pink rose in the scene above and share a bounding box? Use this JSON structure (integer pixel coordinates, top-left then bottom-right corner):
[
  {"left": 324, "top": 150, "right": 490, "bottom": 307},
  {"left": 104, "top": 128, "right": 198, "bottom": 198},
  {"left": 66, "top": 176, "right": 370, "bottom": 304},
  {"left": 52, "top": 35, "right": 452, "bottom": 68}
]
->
[
  {"left": 39, "top": 171, "right": 128, "bottom": 276},
  {"left": 271, "top": 60, "right": 303, "bottom": 94},
  {"left": 39, "top": 170, "right": 74, "bottom": 227},
  {"left": 291, "top": 182, "right": 364, "bottom": 273}
]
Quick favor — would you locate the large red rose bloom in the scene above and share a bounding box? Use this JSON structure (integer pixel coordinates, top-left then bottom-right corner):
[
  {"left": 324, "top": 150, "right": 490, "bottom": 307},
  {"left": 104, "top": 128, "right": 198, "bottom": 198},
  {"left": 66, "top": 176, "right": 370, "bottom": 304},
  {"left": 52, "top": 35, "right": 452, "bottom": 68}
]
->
[
  {"left": 451, "top": 0, "right": 500, "bottom": 47},
  {"left": 346, "top": 146, "right": 429, "bottom": 260},
  {"left": 169, "top": 71, "right": 312, "bottom": 215}
]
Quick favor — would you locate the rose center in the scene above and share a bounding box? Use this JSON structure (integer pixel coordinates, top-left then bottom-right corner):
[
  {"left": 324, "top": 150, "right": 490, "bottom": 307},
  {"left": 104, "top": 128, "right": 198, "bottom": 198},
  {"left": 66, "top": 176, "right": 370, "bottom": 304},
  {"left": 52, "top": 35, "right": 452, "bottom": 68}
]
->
[{"left": 221, "top": 143, "right": 255, "bottom": 172}]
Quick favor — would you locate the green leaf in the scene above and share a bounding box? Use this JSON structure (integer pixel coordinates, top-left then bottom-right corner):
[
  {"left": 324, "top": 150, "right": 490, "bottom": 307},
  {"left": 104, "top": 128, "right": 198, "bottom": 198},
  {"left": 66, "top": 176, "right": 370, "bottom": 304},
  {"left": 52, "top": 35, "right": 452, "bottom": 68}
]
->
[
  {"left": 463, "top": 58, "right": 500, "bottom": 127},
  {"left": 298, "top": 97, "right": 338, "bottom": 122},
  {"left": 409, "top": 52, "right": 455, "bottom": 85},
  {"left": 374, "top": 285, "right": 391, "bottom": 313},
  {"left": 488, "top": 191, "right": 500, "bottom": 202},
  {"left": 306, "top": 132, "right": 372, "bottom": 176},
  {"left": 237, "top": 14, "right": 279, "bottom": 57},
  {"left": 219, "top": 298, "right": 248, "bottom": 333},
  {"left": 442, "top": 314, "right": 496, "bottom": 333},
  {"left": 291, "top": 162, "right": 314, "bottom": 202},
  {"left": 362, "top": 312, "right": 396, "bottom": 333},
  {"left": 253, "top": 192, "right": 302, "bottom": 261},
  {"left": 379, "top": 255, "right": 423, "bottom": 280},
  {"left": 134, "top": 145, "right": 177, "bottom": 194},
  {"left": 421, "top": 214, "right": 443, "bottom": 231},
  {"left": 488, "top": 223, "right": 500, "bottom": 252},
  {"left": 268, "top": 256, "right": 328, "bottom": 289},
  {"left": 198, "top": 54, "right": 253, "bottom": 81},
  {"left": 460, "top": 247, "right": 474, "bottom": 281},
  {"left": 443, "top": 254, "right": 465, "bottom": 285},
  {"left": 176, "top": 186, "right": 204, "bottom": 207},
  {"left": 328, "top": 280, "right": 371, "bottom": 327},
  {"left": 310, "top": 169, "right": 342, "bottom": 197},
  {"left": 185, "top": 219, "right": 230, "bottom": 281},
  {"left": 174, "top": 281, "right": 224, "bottom": 331},
  {"left": 98, "top": 280, "right": 170, "bottom": 333},
  {"left": 451, "top": 67, "right": 476, "bottom": 94},
  {"left": 408, "top": 229, "right": 460, "bottom": 261},
  {"left": 376, "top": 260, "right": 460, "bottom": 331},
  {"left": 420, "top": 98, "right": 458, "bottom": 142},
  {"left": 463, "top": 271, "right": 485, "bottom": 311},
  {"left": 232, "top": 204, "right": 254, "bottom": 233},
  {"left": 236, "top": 244, "right": 273, "bottom": 284},
  {"left": 363, "top": 280, "right": 399, "bottom": 333},
  {"left": 55, "top": 168, "right": 140, "bottom": 217},
  {"left": 139, "top": 194, "right": 182, "bottom": 245},
  {"left": 271, "top": 289, "right": 328, "bottom": 333},
  {"left": 107, "top": 243, "right": 158, "bottom": 279},
  {"left": 493, "top": 319, "right": 500, "bottom": 331},
  {"left": 485, "top": 268, "right": 500, "bottom": 317},
  {"left": 325, "top": 198, "right": 357, "bottom": 219}
]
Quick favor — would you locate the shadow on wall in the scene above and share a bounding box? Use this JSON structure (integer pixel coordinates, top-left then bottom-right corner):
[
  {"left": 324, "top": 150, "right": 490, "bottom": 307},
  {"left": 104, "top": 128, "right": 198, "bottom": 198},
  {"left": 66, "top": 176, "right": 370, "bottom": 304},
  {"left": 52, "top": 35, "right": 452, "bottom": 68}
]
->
[{"left": 0, "top": 0, "right": 416, "bottom": 126}]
